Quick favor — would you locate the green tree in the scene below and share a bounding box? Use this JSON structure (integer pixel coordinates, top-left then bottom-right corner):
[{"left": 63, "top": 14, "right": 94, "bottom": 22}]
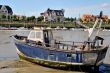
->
[
  {"left": 108, "top": 19, "right": 110, "bottom": 24},
  {"left": 7, "top": 15, "right": 12, "bottom": 20},
  {"left": 70, "top": 17, "right": 74, "bottom": 22},
  {"left": 64, "top": 17, "right": 71, "bottom": 21},
  {"left": 26, "top": 16, "right": 36, "bottom": 22},
  {"left": 0, "top": 14, "right": 2, "bottom": 19},
  {"left": 1, "top": 14, "right": 6, "bottom": 20},
  {"left": 21, "top": 16, "right": 26, "bottom": 21},
  {"left": 37, "top": 16, "right": 44, "bottom": 22},
  {"left": 12, "top": 15, "right": 17, "bottom": 21},
  {"left": 31, "top": 16, "right": 36, "bottom": 21}
]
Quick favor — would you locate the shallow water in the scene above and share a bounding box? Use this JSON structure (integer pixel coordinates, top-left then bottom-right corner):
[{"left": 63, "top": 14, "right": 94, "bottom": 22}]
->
[{"left": 0, "top": 30, "right": 110, "bottom": 73}]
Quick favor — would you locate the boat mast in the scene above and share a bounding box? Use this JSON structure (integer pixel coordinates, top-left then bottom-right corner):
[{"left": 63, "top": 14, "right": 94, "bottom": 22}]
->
[
  {"left": 88, "top": 11, "right": 103, "bottom": 40},
  {"left": 84, "top": 11, "right": 103, "bottom": 50}
]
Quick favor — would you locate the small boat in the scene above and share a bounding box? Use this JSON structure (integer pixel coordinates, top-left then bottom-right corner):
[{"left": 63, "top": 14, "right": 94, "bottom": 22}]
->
[{"left": 12, "top": 12, "right": 108, "bottom": 71}]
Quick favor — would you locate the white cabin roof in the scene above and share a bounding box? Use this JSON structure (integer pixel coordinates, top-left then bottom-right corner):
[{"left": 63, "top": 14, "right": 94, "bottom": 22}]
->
[{"left": 27, "top": 30, "right": 44, "bottom": 42}]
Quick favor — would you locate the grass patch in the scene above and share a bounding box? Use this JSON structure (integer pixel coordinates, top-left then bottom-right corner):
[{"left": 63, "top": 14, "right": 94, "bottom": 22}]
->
[{"left": 0, "top": 22, "right": 110, "bottom": 29}]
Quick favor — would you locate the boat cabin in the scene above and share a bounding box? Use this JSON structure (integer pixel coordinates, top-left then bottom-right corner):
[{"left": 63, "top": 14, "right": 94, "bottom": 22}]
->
[
  {"left": 26, "top": 27, "right": 105, "bottom": 51},
  {"left": 27, "top": 28, "right": 53, "bottom": 46}
]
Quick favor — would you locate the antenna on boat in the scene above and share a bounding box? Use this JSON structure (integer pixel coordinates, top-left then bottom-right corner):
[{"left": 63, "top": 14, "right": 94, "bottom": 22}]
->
[{"left": 96, "top": 11, "right": 103, "bottom": 35}]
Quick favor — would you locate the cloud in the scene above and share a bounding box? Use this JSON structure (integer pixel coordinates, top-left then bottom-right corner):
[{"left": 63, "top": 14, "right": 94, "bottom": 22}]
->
[
  {"left": 65, "top": 3, "right": 110, "bottom": 17},
  {"left": 65, "top": 6, "right": 97, "bottom": 13},
  {"left": 65, "top": 5, "right": 98, "bottom": 17},
  {"left": 101, "top": 3, "right": 110, "bottom": 8},
  {"left": 14, "top": 3, "right": 110, "bottom": 18}
]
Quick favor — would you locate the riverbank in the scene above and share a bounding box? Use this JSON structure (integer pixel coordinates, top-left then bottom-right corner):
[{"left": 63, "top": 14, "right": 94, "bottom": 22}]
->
[
  {"left": 0, "top": 60, "right": 84, "bottom": 73},
  {"left": 1, "top": 22, "right": 110, "bottom": 29}
]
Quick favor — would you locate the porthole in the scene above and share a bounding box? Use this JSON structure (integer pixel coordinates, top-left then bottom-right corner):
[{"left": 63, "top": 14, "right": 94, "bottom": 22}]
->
[{"left": 67, "top": 53, "right": 72, "bottom": 58}]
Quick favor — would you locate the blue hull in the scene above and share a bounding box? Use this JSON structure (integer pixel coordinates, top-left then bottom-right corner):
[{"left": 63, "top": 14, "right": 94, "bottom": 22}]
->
[
  {"left": 13, "top": 36, "right": 108, "bottom": 70},
  {"left": 15, "top": 41, "right": 83, "bottom": 64}
]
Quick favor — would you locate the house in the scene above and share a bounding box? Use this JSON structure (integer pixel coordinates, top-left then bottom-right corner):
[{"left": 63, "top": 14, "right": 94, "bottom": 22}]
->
[
  {"left": 82, "top": 14, "right": 96, "bottom": 23},
  {"left": 15, "top": 15, "right": 25, "bottom": 21},
  {"left": 0, "top": 5, "right": 13, "bottom": 15},
  {"left": 41, "top": 8, "right": 64, "bottom": 22},
  {"left": 0, "top": 5, "right": 13, "bottom": 20},
  {"left": 82, "top": 14, "right": 108, "bottom": 23}
]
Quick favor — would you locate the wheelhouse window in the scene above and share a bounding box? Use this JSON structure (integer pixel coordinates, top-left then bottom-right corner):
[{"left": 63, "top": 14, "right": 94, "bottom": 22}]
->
[
  {"left": 44, "top": 31, "right": 48, "bottom": 38},
  {"left": 36, "top": 32, "right": 41, "bottom": 38},
  {"left": 29, "top": 31, "right": 35, "bottom": 39},
  {"left": 43, "top": 30, "right": 50, "bottom": 46}
]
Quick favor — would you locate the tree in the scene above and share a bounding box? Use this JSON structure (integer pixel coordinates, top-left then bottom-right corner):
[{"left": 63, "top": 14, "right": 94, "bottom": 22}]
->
[
  {"left": 70, "top": 17, "right": 74, "bottom": 22},
  {"left": 65, "top": 17, "right": 76, "bottom": 22},
  {"left": 7, "top": 15, "right": 12, "bottom": 20},
  {"left": 1, "top": 14, "right": 6, "bottom": 20},
  {"left": 37, "top": 16, "right": 44, "bottom": 22},
  {"left": 64, "top": 17, "right": 70, "bottom": 21},
  {"left": 12, "top": 15, "right": 17, "bottom": 21},
  {"left": 26, "top": 16, "right": 36, "bottom": 22},
  {"left": 108, "top": 19, "right": 110, "bottom": 24},
  {"left": 21, "top": 16, "right": 26, "bottom": 21},
  {"left": 0, "top": 14, "right": 2, "bottom": 19},
  {"left": 31, "top": 16, "right": 36, "bottom": 21}
]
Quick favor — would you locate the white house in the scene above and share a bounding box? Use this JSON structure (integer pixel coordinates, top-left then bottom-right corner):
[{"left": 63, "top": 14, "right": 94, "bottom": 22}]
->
[
  {"left": 41, "top": 8, "right": 65, "bottom": 22},
  {"left": 0, "top": 5, "right": 13, "bottom": 20},
  {"left": 0, "top": 5, "right": 13, "bottom": 15}
]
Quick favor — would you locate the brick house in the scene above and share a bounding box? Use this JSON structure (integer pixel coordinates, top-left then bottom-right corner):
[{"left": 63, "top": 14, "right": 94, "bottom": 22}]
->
[{"left": 82, "top": 14, "right": 108, "bottom": 23}]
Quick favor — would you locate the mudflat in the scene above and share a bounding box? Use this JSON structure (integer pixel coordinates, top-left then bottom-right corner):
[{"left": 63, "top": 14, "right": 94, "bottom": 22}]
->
[{"left": 0, "top": 60, "right": 84, "bottom": 73}]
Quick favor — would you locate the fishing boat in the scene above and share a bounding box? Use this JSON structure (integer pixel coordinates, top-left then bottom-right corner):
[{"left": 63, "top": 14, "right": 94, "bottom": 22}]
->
[{"left": 12, "top": 12, "right": 108, "bottom": 71}]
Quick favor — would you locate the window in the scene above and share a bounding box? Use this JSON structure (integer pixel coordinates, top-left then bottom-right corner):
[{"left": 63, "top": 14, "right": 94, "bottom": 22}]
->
[
  {"left": 67, "top": 53, "right": 72, "bottom": 58},
  {"left": 49, "top": 53, "right": 54, "bottom": 56},
  {"left": 48, "top": 53, "right": 55, "bottom": 60},
  {"left": 29, "top": 31, "right": 35, "bottom": 39},
  {"left": 5, "top": 11, "right": 7, "bottom": 13},
  {"left": 57, "top": 12, "right": 59, "bottom": 16},
  {"left": 36, "top": 32, "right": 41, "bottom": 38},
  {"left": 44, "top": 31, "right": 48, "bottom": 38},
  {"left": 67, "top": 53, "right": 76, "bottom": 58}
]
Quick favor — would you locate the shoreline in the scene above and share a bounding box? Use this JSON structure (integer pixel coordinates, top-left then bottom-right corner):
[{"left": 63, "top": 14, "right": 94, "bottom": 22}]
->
[
  {"left": 1, "top": 22, "right": 110, "bottom": 29},
  {"left": 0, "top": 60, "right": 84, "bottom": 73}
]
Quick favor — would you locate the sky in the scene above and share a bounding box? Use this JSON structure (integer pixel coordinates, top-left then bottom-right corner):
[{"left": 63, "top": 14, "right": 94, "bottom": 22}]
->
[{"left": 0, "top": 0, "right": 110, "bottom": 18}]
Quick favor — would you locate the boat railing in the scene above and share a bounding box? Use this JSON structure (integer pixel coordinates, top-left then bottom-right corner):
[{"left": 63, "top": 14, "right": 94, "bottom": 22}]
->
[
  {"left": 34, "top": 40, "right": 98, "bottom": 51},
  {"left": 25, "top": 39, "right": 101, "bottom": 51},
  {"left": 54, "top": 41, "right": 96, "bottom": 51},
  {"left": 26, "top": 40, "right": 81, "bottom": 51},
  {"left": 54, "top": 41, "right": 75, "bottom": 50}
]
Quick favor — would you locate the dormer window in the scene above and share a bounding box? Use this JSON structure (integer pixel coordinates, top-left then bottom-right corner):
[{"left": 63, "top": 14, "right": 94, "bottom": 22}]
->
[
  {"left": 61, "top": 12, "right": 63, "bottom": 16},
  {"left": 57, "top": 12, "right": 59, "bottom": 16}
]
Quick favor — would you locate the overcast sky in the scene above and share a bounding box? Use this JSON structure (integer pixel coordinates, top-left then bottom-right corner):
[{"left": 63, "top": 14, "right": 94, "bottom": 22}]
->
[{"left": 0, "top": 0, "right": 110, "bottom": 18}]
